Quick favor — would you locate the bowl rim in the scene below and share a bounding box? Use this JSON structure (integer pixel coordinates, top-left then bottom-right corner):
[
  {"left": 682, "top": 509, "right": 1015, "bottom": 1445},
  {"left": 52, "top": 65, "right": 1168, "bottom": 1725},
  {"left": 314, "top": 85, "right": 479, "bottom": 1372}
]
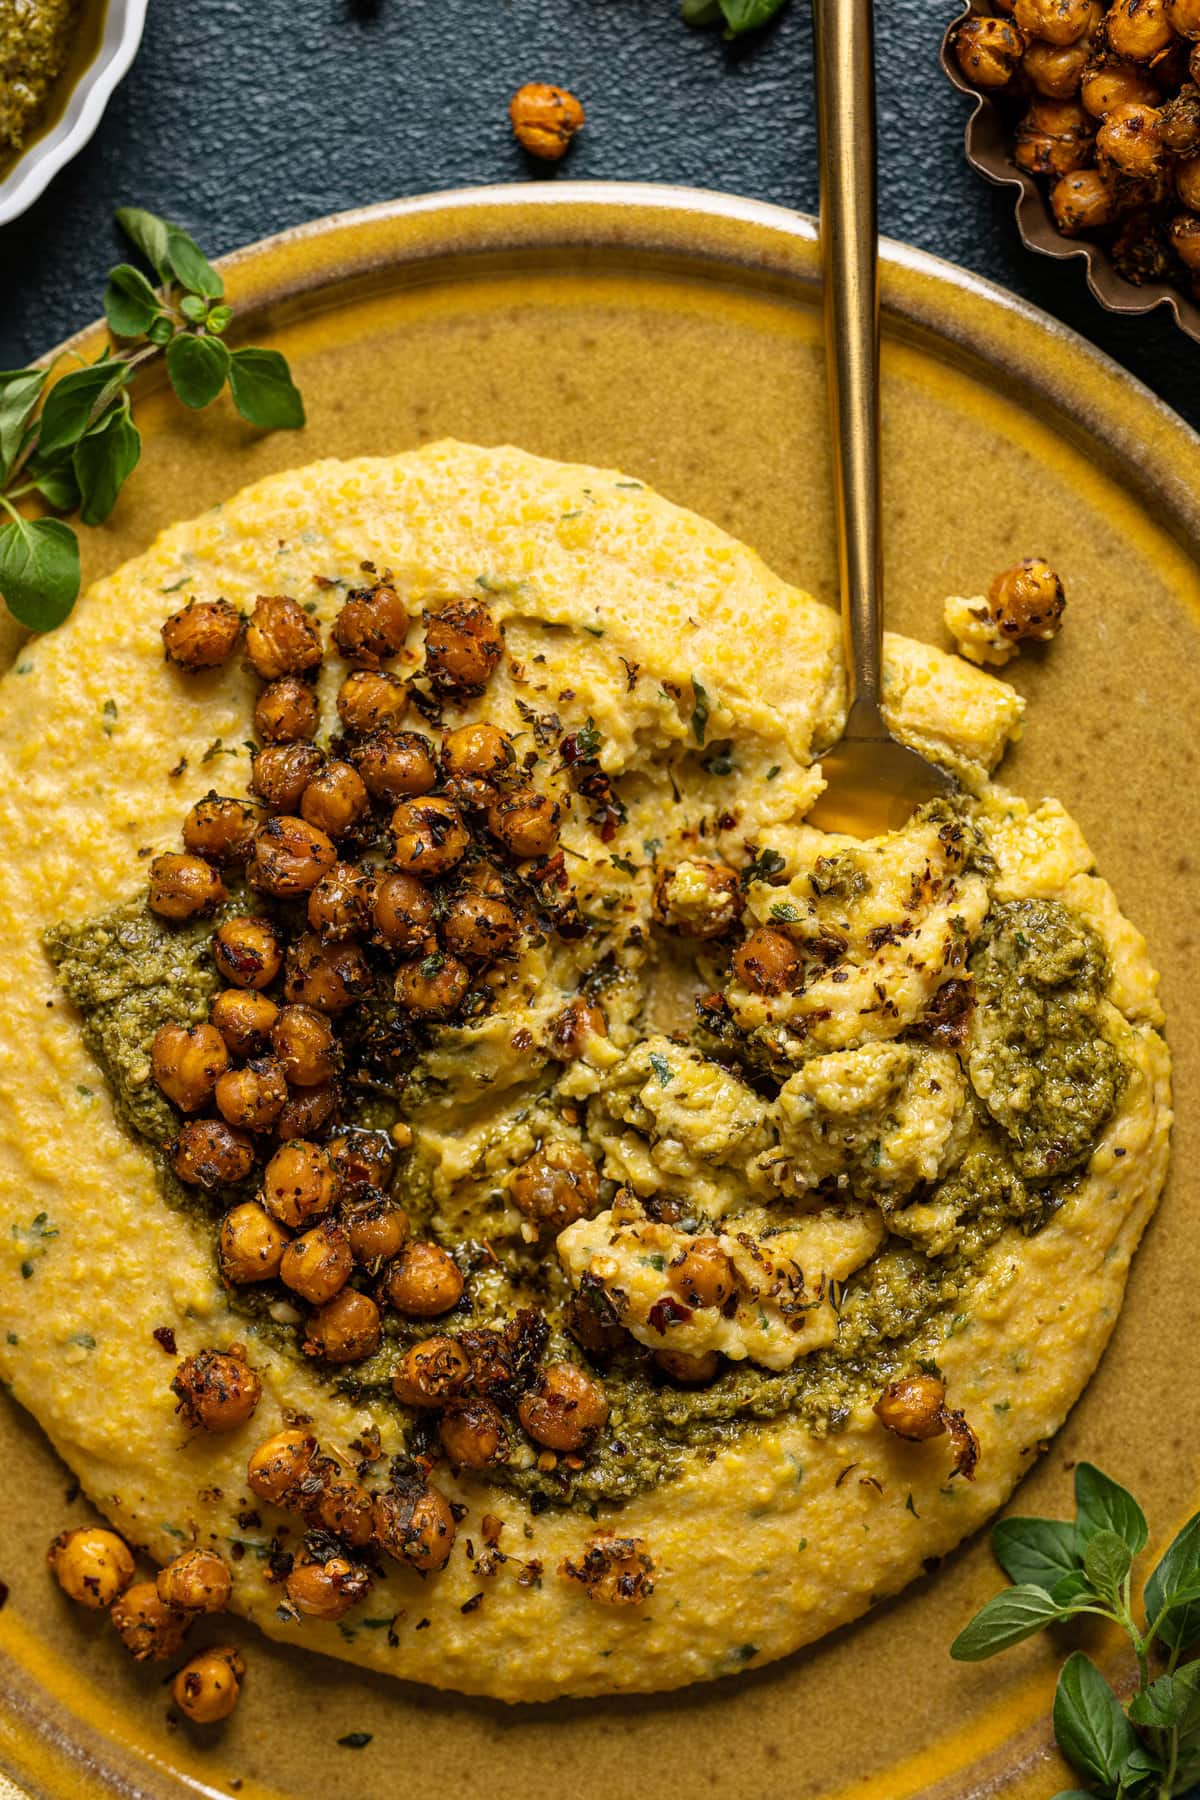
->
[{"left": 0, "top": 0, "right": 149, "bottom": 229}]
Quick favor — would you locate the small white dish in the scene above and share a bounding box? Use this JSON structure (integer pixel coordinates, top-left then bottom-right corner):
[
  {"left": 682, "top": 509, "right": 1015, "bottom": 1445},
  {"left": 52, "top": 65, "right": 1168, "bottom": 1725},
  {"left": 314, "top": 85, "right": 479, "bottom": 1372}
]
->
[{"left": 0, "top": 0, "right": 149, "bottom": 228}]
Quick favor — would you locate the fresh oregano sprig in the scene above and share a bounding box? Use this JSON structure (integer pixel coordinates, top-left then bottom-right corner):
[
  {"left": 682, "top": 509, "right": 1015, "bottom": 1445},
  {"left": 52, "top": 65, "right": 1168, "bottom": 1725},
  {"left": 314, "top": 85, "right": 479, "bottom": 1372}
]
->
[
  {"left": 0, "top": 206, "right": 304, "bottom": 634},
  {"left": 681, "top": 0, "right": 788, "bottom": 38},
  {"left": 951, "top": 1463, "right": 1200, "bottom": 1799}
]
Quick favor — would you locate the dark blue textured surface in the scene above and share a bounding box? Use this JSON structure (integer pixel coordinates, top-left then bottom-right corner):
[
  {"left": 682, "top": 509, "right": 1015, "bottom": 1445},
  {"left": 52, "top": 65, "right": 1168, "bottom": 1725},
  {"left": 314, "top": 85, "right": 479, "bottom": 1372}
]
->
[{"left": 0, "top": 0, "right": 1195, "bottom": 430}]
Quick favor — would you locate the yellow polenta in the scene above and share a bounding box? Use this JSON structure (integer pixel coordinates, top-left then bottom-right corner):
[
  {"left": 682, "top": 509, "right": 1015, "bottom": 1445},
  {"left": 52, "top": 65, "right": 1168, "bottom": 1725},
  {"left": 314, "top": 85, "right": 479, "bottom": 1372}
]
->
[{"left": 0, "top": 443, "right": 1171, "bottom": 1699}]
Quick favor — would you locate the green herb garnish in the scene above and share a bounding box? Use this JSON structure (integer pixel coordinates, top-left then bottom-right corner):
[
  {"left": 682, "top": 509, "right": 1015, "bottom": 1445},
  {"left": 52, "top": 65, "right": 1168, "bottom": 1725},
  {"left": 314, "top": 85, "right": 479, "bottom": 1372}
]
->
[{"left": 682, "top": 0, "right": 787, "bottom": 37}]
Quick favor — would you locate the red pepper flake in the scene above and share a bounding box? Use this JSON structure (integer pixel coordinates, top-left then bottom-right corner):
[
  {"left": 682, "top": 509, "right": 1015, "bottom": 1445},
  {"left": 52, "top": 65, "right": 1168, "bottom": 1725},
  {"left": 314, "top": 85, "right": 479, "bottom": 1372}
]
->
[
  {"left": 152, "top": 1326, "right": 177, "bottom": 1355},
  {"left": 648, "top": 1295, "right": 693, "bottom": 1332}
]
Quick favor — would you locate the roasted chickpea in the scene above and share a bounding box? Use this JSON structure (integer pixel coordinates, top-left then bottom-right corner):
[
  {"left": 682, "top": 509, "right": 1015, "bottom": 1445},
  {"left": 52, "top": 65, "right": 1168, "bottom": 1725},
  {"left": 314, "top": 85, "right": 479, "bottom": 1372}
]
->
[
  {"left": 732, "top": 927, "right": 803, "bottom": 995},
  {"left": 148, "top": 852, "right": 226, "bottom": 921},
  {"left": 510, "top": 1143, "right": 600, "bottom": 1236},
  {"left": 172, "top": 1347, "right": 262, "bottom": 1432},
  {"left": 284, "top": 932, "right": 373, "bottom": 1013},
  {"left": 349, "top": 729, "right": 439, "bottom": 800},
  {"left": 517, "top": 1363, "right": 609, "bottom": 1451},
  {"left": 327, "top": 1127, "right": 396, "bottom": 1196},
  {"left": 246, "top": 1428, "right": 318, "bottom": 1505},
  {"left": 1097, "top": 99, "right": 1166, "bottom": 172},
  {"left": 218, "top": 1202, "right": 290, "bottom": 1284},
  {"left": 372, "top": 1482, "right": 457, "bottom": 1572},
  {"left": 183, "top": 795, "right": 263, "bottom": 863},
  {"left": 1023, "top": 34, "right": 1092, "bottom": 93},
  {"left": 162, "top": 597, "right": 242, "bottom": 670},
  {"left": 151, "top": 1022, "right": 228, "bottom": 1113},
  {"left": 157, "top": 1548, "right": 232, "bottom": 1614},
  {"left": 393, "top": 952, "right": 471, "bottom": 1018},
  {"left": 111, "top": 1582, "right": 191, "bottom": 1661},
  {"left": 390, "top": 1336, "right": 471, "bottom": 1407},
  {"left": 337, "top": 669, "right": 409, "bottom": 733},
  {"left": 254, "top": 675, "right": 319, "bottom": 745},
  {"left": 442, "top": 890, "right": 522, "bottom": 961},
  {"left": 874, "top": 1373, "right": 948, "bottom": 1441},
  {"left": 655, "top": 1348, "right": 721, "bottom": 1384},
  {"left": 439, "top": 1399, "right": 509, "bottom": 1468},
  {"left": 247, "top": 815, "right": 337, "bottom": 897},
  {"left": 565, "top": 1291, "right": 627, "bottom": 1358},
  {"left": 1170, "top": 0, "right": 1200, "bottom": 33},
  {"left": 954, "top": 14, "right": 1026, "bottom": 85},
  {"left": 302, "top": 1287, "right": 381, "bottom": 1362},
  {"left": 171, "top": 1646, "right": 245, "bottom": 1722},
  {"left": 244, "top": 594, "right": 323, "bottom": 680},
  {"left": 1170, "top": 209, "right": 1200, "bottom": 265},
  {"left": 653, "top": 858, "right": 744, "bottom": 939},
  {"left": 1160, "top": 83, "right": 1200, "bottom": 151},
  {"left": 275, "top": 1081, "right": 340, "bottom": 1143},
  {"left": 171, "top": 1118, "right": 256, "bottom": 1189},
  {"left": 1050, "top": 165, "right": 1117, "bottom": 230},
  {"left": 286, "top": 1554, "right": 370, "bottom": 1621},
  {"left": 300, "top": 761, "right": 369, "bottom": 837},
  {"left": 1179, "top": 152, "right": 1200, "bottom": 203},
  {"left": 212, "top": 915, "right": 285, "bottom": 991},
  {"left": 345, "top": 1200, "right": 410, "bottom": 1268},
  {"left": 306, "top": 860, "right": 374, "bottom": 939},
  {"left": 250, "top": 742, "right": 325, "bottom": 811},
  {"left": 488, "top": 788, "right": 562, "bottom": 860},
  {"left": 309, "top": 1477, "right": 376, "bottom": 1547},
  {"left": 332, "top": 581, "right": 410, "bottom": 667},
  {"left": 987, "top": 557, "right": 1067, "bottom": 642},
  {"left": 1081, "top": 56, "right": 1161, "bottom": 115},
  {"left": 214, "top": 1058, "right": 289, "bottom": 1133},
  {"left": 424, "top": 599, "right": 504, "bottom": 693},
  {"left": 270, "top": 1004, "right": 337, "bottom": 1087},
  {"left": 211, "top": 989, "right": 280, "bottom": 1057},
  {"left": 371, "top": 868, "right": 436, "bottom": 950},
  {"left": 382, "top": 1240, "right": 464, "bottom": 1316},
  {"left": 1108, "top": 0, "right": 1175, "bottom": 59},
  {"left": 48, "top": 1526, "right": 136, "bottom": 1609},
  {"left": 1013, "top": 0, "right": 1093, "bottom": 43},
  {"left": 388, "top": 796, "right": 469, "bottom": 877},
  {"left": 1015, "top": 96, "right": 1095, "bottom": 173},
  {"left": 668, "top": 1237, "right": 735, "bottom": 1309},
  {"left": 280, "top": 1218, "right": 353, "bottom": 1305},
  {"left": 547, "top": 995, "right": 607, "bottom": 1059},
  {"left": 509, "top": 81, "right": 586, "bottom": 160},
  {"left": 441, "top": 722, "right": 515, "bottom": 806},
  {"left": 262, "top": 1139, "right": 336, "bottom": 1227},
  {"left": 1113, "top": 207, "right": 1174, "bottom": 279}
]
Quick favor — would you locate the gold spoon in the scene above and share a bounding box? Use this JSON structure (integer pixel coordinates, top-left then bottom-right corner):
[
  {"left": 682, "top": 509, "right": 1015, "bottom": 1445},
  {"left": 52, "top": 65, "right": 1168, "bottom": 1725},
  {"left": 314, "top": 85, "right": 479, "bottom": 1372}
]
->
[{"left": 805, "top": 0, "right": 954, "bottom": 837}]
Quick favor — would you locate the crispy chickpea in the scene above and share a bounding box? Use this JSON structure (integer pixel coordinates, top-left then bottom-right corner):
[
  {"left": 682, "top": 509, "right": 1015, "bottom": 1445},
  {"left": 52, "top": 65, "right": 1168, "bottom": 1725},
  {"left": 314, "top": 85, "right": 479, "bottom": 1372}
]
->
[
  {"left": 300, "top": 761, "right": 369, "bottom": 837},
  {"left": 279, "top": 1218, "right": 353, "bottom": 1305},
  {"left": 487, "top": 788, "right": 562, "bottom": 859},
  {"left": 262, "top": 1139, "right": 336, "bottom": 1227},
  {"left": 390, "top": 1336, "right": 471, "bottom": 1407},
  {"left": 383, "top": 1240, "right": 464, "bottom": 1316},
  {"left": 218, "top": 1202, "right": 290, "bottom": 1284},
  {"left": 306, "top": 860, "right": 374, "bottom": 939},
  {"left": 270, "top": 1004, "right": 338, "bottom": 1087},
  {"left": 246, "top": 1429, "right": 318, "bottom": 1505},
  {"left": 987, "top": 558, "right": 1067, "bottom": 642},
  {"left": 1097, "top": 99, "right": 1166, "bottom": 172},
  {"left": 518, "top": 1363, "right": 609, "bottom": 1451},
  {"left": 1023, "top": 34, "right": 1092, "bottom": 93},
  {"left": 1016, "top": 96, "right": 1095, "bottom": 173},
  {"left": 1013, "top": 0, "right": 1093, "bottom": 42},
  {"left": 954, "top": 14, "right": 1026, "bottom": 85},
  {"left": 439, "top": 1399, "right": 509, "bottom": 1469},
  {"left": 441, "top": 721, "right": 515, "bottom": 806},
  {"left": 148, "top": 852, "right": 226, "bottom": 921},
  {"left": 1081, "top": 56, "right": 1161, "bottom": 115},
  {"left": 211, "top": 989, "right": 279, "bottom": 1057},
  {"left": 345, "top": 1200, "right": 410, "bottom": 1268},
  {"left": 372, "top": 1482, "right": 457, "bottom": 1572},
  {"left": 286, "top": 1555, "right": 370, "bottom": 1621},
  {"left": 309, "top": 1477, "right": 376, "bottom": 1547},
  {"left": 424, "top": 599, "right": 504, "bottom": 694},
  {"left": 510, "top": 1142, "right": 600, "bottom": 1235},
  {"left": 1161, "top": 83, "right": 1200, "bottom": 151},
  {"left": 171, "top": 1646, "right": 245, "bottom": 1723},
  {"left": 284, "top": 931, "right": 372, "bottom": 1013},
  {"left": 183, "top": 795, "right": 263, "bottom": 863},
  {"left": 1170, "top": 209, "right": 1200, "bottom": 265},
  {"left": 389, "top": 796, "right": 469, "bottom": 876},
  {"left": 214, "top": 1058, "right": 288, "bottom": 1133},
  {"left": 653, "top": 858, "right": 744, "bottom": 939},
  {"left": 276, "top": 1081, "right": 340, "bottom": 1142},
  {"left": 48, "top": 1526, "right": 135, "bottom": 1609},
  {"left": 247, "top": 815, "right": 337, "bottom": 897},
  {"left": 874, "top": 1373, "right": 948, "bottom": 1441},
  {"left": 302, "top": 1287, "right": 381, "bottom": 1362},
  {"left": 157, "top": 1549, "right": 232, "bottom": 1614},
  {"left": 212, "top": 915, "right": 285, "bottom": 991},
  {"left": 547, "top": 995, "right": 607, "bottom": 1059},
  {"left": 254, "top": 675, "right": 319, "bottom": 744},
  {"left": 337, "top": 669, "right": 409, "bottom": 733},
  {"left": 1170, "top": 0, "right": 1200, "bottom": 32},
  {"left": 250, "top": 742, "right": 325, "bottom": 811},
  {"left": 350, "top": 729, "right": 439, "bottom": 800},
  {"left": 327, "top": 1127, "right": 396, "bottom": 1196},
  {"left": 371, "top": 868, "right": 436, "bottom": 951},
  {"left": 732, "top": 926, "right": 803, "bottom": 995},
  {"left": 1179, "top": 152, "right": 1200, "bottom": 204},
  {"left": 171, "top": 1118, "right": 256, "bottom": 1189},
  {"left": 668, "top": 1237, "right": 735, "bottom": 1309},
  {"left": 332, "top": 581, "right": 410, "bottom": 667},
  {"left": 111, "top": 1582, "right": 191, "bottom": 1660},
  {"left": 509, "top": 81, "right": 586, "bottom": 160},
  {"left": 1108, "top": 0, "right": 1175, "bottom": 60},
  {"left": 655, "top": 1348, "right": 721, "bottom": 1384},
  {"left": 393, "top": 952, "right": 471, "bottom": 1018},
  {"left": 152, "top": 1021, "right": 229, "bottom": 1114},
  {"left": 1112, "top": 207, "right": 1174, "bottom": 280},
  {"left": 162, "top": 597, "right": 242, "bottom": 670},
  {"left": 172, "top": 1347, "right": 262, "bottom": 1432},
  {"left": 244, "top": 594, "right": 322, "bottom": 680},
  {"left": 442, "top": 890, "right": 522, "bottom": 961},
  {"left": 1050, "top": 165, "right": 1116, "bottom": 230},
  {"left": 565, "top": 1291, "right": 627, "bottom": 1358}
]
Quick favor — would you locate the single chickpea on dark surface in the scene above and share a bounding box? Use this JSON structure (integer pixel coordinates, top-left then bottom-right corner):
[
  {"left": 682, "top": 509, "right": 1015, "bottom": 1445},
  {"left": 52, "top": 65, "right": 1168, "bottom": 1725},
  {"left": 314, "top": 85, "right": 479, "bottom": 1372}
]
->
[
  {"left": 157, "top": 1548, "right": 232, "bottom": 1615},
  {"left": 517, "top": 1363, "right": 609, "bottom": 1451},
  {"left": 306, "top": 860, "right": 375, "bottom": 940},
  {"left": 162, "top": 597, "right": 242, "bottom": 670},
  {"left": 111, "top": 1582, "right": 191, "bottom": 1661},
  {"left": 148, "top": 853, "right": 226, "bottom": 921},
  {"left": 509, "top": 1142, "right": 600, "bottom": 1235},
  {"left": 212, "top": 915, "right": 285, "bottom": 991},
  {"left": 284, "top": 932, "right": 373, "bottom": 1013},
  {"left": 171, "top": 1119, "right": 256, "bottom": 1189},
  {"left": 218, "top": 1202, "right": 290, "bottom": 1284},
  {"left": 302, "top": 1287, "right": 381, "bottom": 1362},
  {"left": 987, "top": 557, "right": 1067, "bottom": 642},
  {"left": 279, "top": 1217, "right": 353, "bottom": 1305},
  {"left": 300, "top": 761, "right": 369, "bottom": 837},
  {"left": 337, "top": 669, "right": 410, "bottom": 733},
  {"left": 382, "top": 1240, "right": 464, "bottom": 1316},
  {"left": 182, "top": 796, "right": 263, "bottom": 863},
  {"left": 244, "top": 594, "right": 323, "bottom": 680},
  {"left": 247, "top": 816, "right": 337, "bottom": 897},
  {"left": 254, "top": 675, "right": 320, "bottom": 744},
  {"left": 349, "top": 729, "right": 438, "bottom": 801},
  {"left": 172, "top": 1347, "right": 262, "bottom": 1432},
  {"left": 152, "top": 1022, "right": 229, "bottom": 1113},
  {"left": 251, "top": 742, "right": 325, "bottom": 811},
  {"left": 261, "top": 1139, "right": 336, "bottom": 1227},
  {"left": 211, "top": 989, "right": 279, "bottom": 1058},
  {"left": 509, "top": 81, "right": 586, "bottom": 160},
  {"left": 390, "top": 1336, "right": 471, "bottom": 1407},
  {"left": 332, "top": 581, "right": 410, "bottom": 667},
  {"left": 393, "top": 952, "right": 471, "bottom": 1018},
  {"left": 171, "top": 1646, "right": 245, "bottom": 1722},
  {"left": 423, "top": 599, "right": 504, "bottom": 693},
  {"left": 214, "top": 1058, "right": 289, "bottom": 1133},
  {"left": 48, "top": 1526, "right": 136, "bottom": 1610}
]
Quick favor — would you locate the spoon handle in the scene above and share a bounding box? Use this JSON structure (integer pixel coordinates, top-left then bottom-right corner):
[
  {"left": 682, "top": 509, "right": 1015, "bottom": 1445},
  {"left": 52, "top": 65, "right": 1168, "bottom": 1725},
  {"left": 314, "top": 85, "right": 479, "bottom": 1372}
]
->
[{"left": 813, "top": 0, "right": 886, "bottom": 735}]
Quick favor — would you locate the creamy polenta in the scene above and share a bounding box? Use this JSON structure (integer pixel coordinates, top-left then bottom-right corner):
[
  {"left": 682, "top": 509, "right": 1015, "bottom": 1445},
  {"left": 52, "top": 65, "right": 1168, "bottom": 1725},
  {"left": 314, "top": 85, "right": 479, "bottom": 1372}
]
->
[{"left": 0, "top": 443, "right": 1170, "bottom": 1700}]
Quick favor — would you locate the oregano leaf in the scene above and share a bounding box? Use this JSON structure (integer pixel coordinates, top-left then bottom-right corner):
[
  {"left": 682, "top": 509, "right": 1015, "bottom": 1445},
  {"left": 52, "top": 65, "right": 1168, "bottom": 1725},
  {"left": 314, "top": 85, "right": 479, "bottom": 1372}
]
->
[
  {"left": 227, "top": 348, "right": 305, "bottom": 430},
  {"left": 0, "top": 516, "right": 81, "bottom": 630},
  {"left": 1051, "top": 1653, "right": 1139, "bottom": 1788},
  {"left": 993, "top": 1517, "right": 1080, "bottom": 1593},
  {"left": 1081, "top": 1528, "right": 1132, "bottom": 1600},
  {"left": 165, "top": 228, "right": 224, "bottom": 299},
  {"left": 1144, "top": 1508, "right": 1200, "bottom": 1649},
  {"left": 0, "top": 370, "right": 46, "bottom": 480},
  {"left": 38, "top": 364, "right": 129, "bottom": 457},
  {"left": 949, "top": 1584, "right": 1064, "bottom": 1661},
  {"left": 1074, "top": 1463, "right": 1148, "bottom": 1555},
  {"left": 115, "top": 206, "right": 172, "bottom": 280},
  {"left": 166, "top": 333, "right": 230, "bottom": 410},
  {"left": 73, "top": 409, "right": 141, "bottom": 525},
  {"left": 103, "top": 264, "right": 161, "bottom": 338}
]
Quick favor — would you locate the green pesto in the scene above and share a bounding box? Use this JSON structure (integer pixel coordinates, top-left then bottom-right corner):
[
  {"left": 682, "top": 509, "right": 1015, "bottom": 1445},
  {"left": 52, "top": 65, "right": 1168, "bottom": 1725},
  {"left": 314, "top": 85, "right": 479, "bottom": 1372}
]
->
[{"left": 0, "top": 0, "right": 82, "bottom": 163}]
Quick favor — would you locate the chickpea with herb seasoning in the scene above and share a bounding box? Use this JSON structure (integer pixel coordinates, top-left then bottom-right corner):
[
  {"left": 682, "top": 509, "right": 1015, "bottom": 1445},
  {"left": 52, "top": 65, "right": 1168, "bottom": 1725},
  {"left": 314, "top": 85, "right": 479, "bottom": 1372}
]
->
[
  {"left": 443, "top": 889, "right": 522, "bottom": 961},
  {"left": 244, "top": 594, "right": 322, "bottom": 680},
  {"left": 345, "top": 1199, "right": 409, "bottom": 1267},
  {"left": 732, "top": 927, "right": 803, "bottom": 996},
  {"left": 111, "top": 1582, "right": 191, "bottom": 1660},
  {"left": 1098, "top": 100, "right": 1167, "bottom": 172},
  {"left": 151, "top": 1022, "right": 229, "bottom": 1113},
  {"left": 332, "top": 581, "right": 410, "bottom": 667},
  {"left": 390, "top": 796, "right": 470, "bottom": 875},
  {"left": 172, "top": 1346, "right": 262, "bottom": 1432},
  {"left": 211, "top": 989, "right": 279, "bottom": 1057},
  {"left": 212, "top": 915, "right": 285, "bottom": 990},
  {"left": 279, "top": 1217, "right": 353, "bottom": 1305},
  {"left": 391, "top": 1336, "right": 471, "bottom": 1406},
  {"left": 439, "top": 1398, "right": 509, "bottom": 1469},
  {"left": 218, "top": 1202, "right": 290, "bottom": 1284},
  {"left": 302, "top": 1287, "right": 381, "bottom": 1362},
  {"left": 300, "top": 761, "right": 369, "bottom": 837},
  {"left": 171, "top": 1119, "right": 256, "bottom": 1189},
  {"left": 371, "top": 868, "right": 436, "bottom": 951},
  {"left": 172, "top": 1645, "right": 246, "bottom": 1722},
  {"left": 214, "top": 1057, "right": 289, "bottom": 1133},
  {"left": 327, "top": 1127, "right": 396, "bottom": 1196},
  {"left": 148, "top": 852, "right": 226, "bottom": 920},
  {"left": 182, "top": 795, "right": 262, "bottom": 863},
  {"left": 1013, "top": 0, "right": 1095, "bottom": 41},
  {"left": 486, "top": 788, "right": 562, "bottom": 859},
  {"left": 254, "top": 675, "right": 319, "bottom": 744},
  {"left": 668, "top": 1237, "right": 734, "bottom": 1309},
  {"left": 424, "top": 598, "right": 504, "bottom": 694},
  {"left": 441, "top": 721, "right": 515, "bottom": 805},
  {"left": 287, "top": 1554, "right": 371, "bottom": 1621},
  {"left": 276, "top": 1081, "right": 340, "bottom": 1142},
  {"left": 350, "top": 729, "right": 439, "bottom": 800},
  {"left": 510, "top": 1142, "right": 600, "bottom": 1235},
  {"left": 162, "top": 597, "right": 242, "bottom": 670},
  {"left": 157, "top": 1548, "right": 232, "bottom": 1614},
  {"left": 247, "top": 815, "right": 337, "bottom": 897},
  {"left": 337, "top": 669, "right": 409, "bottom": 733},
  {"left": 271, "top": 1004, "right": 338, "bottom": 1086},
  {"left": 48, "top": 1526, "right": 136, "bottom": 1610},
  {"left": 518, "top": 1363, "right": 609, "bottom": 1452},
  {"left": 393, "top": 952, "right": 472, "bottom": 1018},
  {"left": 373, "top": 1481, "right": 457, "bottom": 1573},
  {"left": 954, "top": 13, "right": 1026, "bottom": 84},
  {"left": 382, "top": 1240, "right": 464, "bottom": 1316},
  {"left": 1050, "top": 165, "right": 1117, "bottom": 230},
  {"left": 262, "top": 1140, "right": 336, "bottom": 1227},
  {"left": 246, "top": 1429, "right": 318, "bottom": 1505},
  {"left": 1107, "top": 0, "right": 1175, "bottom": 59},
  {"left": 309, "top": 1477, "right": 376, "bottom": 1547},
  {"left": 251, "top": 742, "right": 325, "bottom": 811},
  {"left": 284, "top": 932, "right": 373, "bottom": 1013},
  {"left": 1015, "top": 96, "right": 1096, "bottom": 173},
  {"left": 306, "top": 861, "right": 374, "bottom": 939}
]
